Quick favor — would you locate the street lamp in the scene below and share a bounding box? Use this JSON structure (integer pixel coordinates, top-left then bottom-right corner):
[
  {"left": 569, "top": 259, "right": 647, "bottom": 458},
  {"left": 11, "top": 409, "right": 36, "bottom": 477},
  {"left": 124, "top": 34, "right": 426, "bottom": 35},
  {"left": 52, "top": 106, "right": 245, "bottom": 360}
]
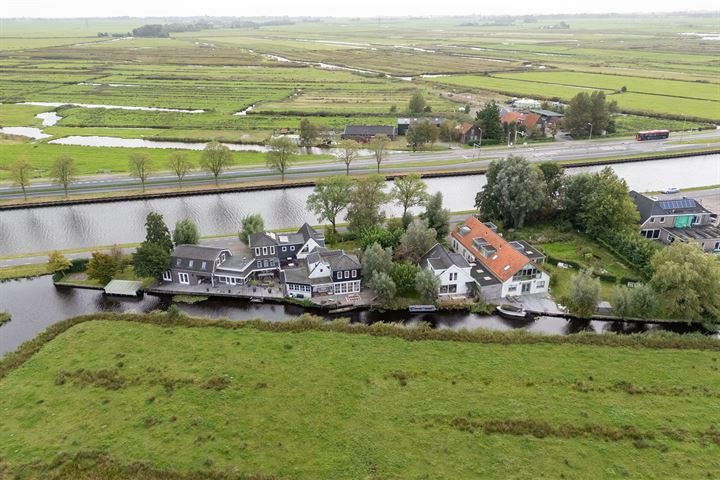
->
[
  {"left": 587, "top": 122, "right": 594, "bottom": 141},
  {"left": 680, "top": 114, "right": 687, "bottom": 141}
]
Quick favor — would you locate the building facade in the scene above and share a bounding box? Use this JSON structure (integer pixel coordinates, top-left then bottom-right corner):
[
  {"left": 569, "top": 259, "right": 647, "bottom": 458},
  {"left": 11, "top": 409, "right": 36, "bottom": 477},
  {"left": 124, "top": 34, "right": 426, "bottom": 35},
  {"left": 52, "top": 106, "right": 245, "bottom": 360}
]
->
[{"left": 418, "top": 243, "right": 476, "bottom": 298}]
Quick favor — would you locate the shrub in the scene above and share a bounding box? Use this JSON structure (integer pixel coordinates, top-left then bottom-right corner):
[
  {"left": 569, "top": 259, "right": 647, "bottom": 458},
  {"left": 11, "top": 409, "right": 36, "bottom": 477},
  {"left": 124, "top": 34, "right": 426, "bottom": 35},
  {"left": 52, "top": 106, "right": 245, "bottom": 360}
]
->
[{"left": 391, "top": 262, "right": 420, "bottom": 295}]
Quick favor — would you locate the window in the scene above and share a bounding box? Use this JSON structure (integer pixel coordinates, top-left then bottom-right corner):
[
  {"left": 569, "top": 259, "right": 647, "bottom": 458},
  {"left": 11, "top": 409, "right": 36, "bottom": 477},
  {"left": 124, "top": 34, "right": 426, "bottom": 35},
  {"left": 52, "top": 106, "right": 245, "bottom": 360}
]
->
[
  {"left": 508, "top": 284, "right": 518, "bottom": 292},
  {"left": 176, "top": 258, "right": 181, "bottom": 267},
  {"left": 178, "top": 272, "right": 189, "bottom": 284},
  {"left": 715, "top": 241, "right": 720, "bottom": 251},
  {"left": 262, "top": 246, "right": 268, "bottom": 255},
  {"left": 449, "top": 284, "right": 457, "bottom": 293},
  {"left": 201, "top": 261, "right": 207, "bottom": 270},
  {"left": 536, "top": 281, "right": 545, "bottom": 288},
  {"left": 290, "top": 246, "right": 295, "bottom": 251},
  {"left": 440, "top": 285, "right": 449, "bottom": 294},
  {"left": 221, "top": 253, "right": 226, "bottom": 262},
  {"left": 344, "top": 271, "right": 349, "bottom": 279},
  {"left": 660, "top": 217, "right": 665, "bottom": 223},
  {"left": 257, "top": 261, "right": 262, "bottom": 268},
  {"left": 270, "top": 246, "right": 275, "bottom": 254},
  {"left": 255, "top": 248, "right": 260, "bottom": 256},
  {"left": 162, "top": 271, "right": 172, "bottom": 281},
  {"left": 282, "top": 246, "right": 287, "bottom": 252},
  {"left": 188, "top": 260, "right": 194, "bottom": 268},
  {"left": 649, "top": 218, "right": 655, "bottom": 223},
  {"left": 352, "top": 270, "right": 357, "bottom": 278},
  {"left": 263, "top": 260, "right": 269, "bottom": 267}
]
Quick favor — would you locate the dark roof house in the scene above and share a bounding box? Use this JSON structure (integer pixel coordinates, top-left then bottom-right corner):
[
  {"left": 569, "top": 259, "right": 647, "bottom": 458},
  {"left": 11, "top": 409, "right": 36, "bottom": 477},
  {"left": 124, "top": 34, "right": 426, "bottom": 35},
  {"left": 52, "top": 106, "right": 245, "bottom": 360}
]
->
[{"left": 341, "top": 125, "right": 397, "bottom": 141}]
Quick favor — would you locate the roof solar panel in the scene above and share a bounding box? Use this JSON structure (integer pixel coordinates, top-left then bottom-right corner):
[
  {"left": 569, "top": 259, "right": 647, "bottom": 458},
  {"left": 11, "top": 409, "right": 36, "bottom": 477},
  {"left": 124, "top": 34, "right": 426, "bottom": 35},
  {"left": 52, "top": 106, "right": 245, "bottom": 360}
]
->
[{"left": 659, "top": 199, "right": 695, "bottom": 210}]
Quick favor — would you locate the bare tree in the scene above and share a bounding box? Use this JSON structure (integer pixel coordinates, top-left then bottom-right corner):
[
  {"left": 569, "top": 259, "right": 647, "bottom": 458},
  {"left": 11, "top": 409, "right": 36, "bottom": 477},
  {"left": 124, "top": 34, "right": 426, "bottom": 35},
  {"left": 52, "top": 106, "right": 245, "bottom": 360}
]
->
[
  {"left": 335, "top": 139, "right": 360, "bottom": 175},
  {"left": 50, "top": 155, "right": 78, "bottom": 197},
  {"left": 128, "top": 153, "right": 154, "bottom": 193},
  {"left": 9, "top": 159, "right": 33, "bottom": 200},
  {"left": 266, "top": 136, "right": 298, "bottom": 182},
  {"left": 167, "top": 152, "right": 193, "bottom": 189},
  {"left": 369, "top": 135, "right": 390, "bottom": 173},
  {"left": 200, "top": 141, "right": 234, "bottom": 187}
]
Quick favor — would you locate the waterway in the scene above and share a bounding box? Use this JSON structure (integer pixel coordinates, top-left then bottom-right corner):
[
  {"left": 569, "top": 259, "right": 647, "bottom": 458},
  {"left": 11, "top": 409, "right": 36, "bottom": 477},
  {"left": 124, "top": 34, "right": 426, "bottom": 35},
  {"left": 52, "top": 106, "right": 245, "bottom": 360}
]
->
[
  {"left": 0, "top": 155, "right": 718, "bottom": 256},
  {"left": 0, "top": 276, "right": 707, "bottom": 357}
]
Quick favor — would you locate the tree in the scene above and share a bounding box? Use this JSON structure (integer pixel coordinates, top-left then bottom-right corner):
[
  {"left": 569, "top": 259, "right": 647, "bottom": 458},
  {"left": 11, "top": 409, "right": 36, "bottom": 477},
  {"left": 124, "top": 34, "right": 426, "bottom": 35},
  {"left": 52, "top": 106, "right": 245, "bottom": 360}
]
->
[
  {"left": 299, "top": 119, "right": 318, "bottom": 147},
  {"left": 416, "top": 268, "right": 440, "bottom": 304},
  {"left": 143, "top": 212, "right": 174, "bottom": 253},
  {"left": 538, "top": 162, "right": 564, "bottom": 215},
  {"left": 266, "top": 136, "right": 298, "bottom": 182},
  {"left": 133, "top": 242, "right": 171, "bottom": 279},
  {"left": 474, "top": 101, "right": 504, "bottom": 143},
  {"left": 9, "top": 159, "right": 32, "bottom": 200},
  {"left": 239, "top": 213, "right": 264, "bottom": 244},
  {"left": 369, "top": 134, "right": 390, "bottom": 173},
  {"left": 167, "top": 152, "right": 193, "bottom": 188},
  {"left": 306, "top": 176, "right": 352, "bottom": 233},
  {"left": 86, "top": 252, "right": 118, "bottom": 285},
  {"left": 345, "top": 174, "right": 388, "bottom": 233},
  {"left": 438, "top": 120, "right": 459, "bottom": 142},
  {"left": 127, "top": 153, "right": 153, "bottom": 193},
  {"left": 50, "top": 155, "right": 77, "bottom": 197},
  {"left": 614, "top": 284, "right": 656, "bottom": 319},
  {"left": 578, "top": 167, "right": 639, "bottom": 238},
  {"left": 201, "top": 141, "right": 233, "bottom": 187},
  {"left": 370, "top": 271, "right": 396, "bottom": 305},
  {"left": 391, "top": 173, "right": 428, "bottom": 219},
  {"left": 408, "top": 91, "right": 427, "bottom": 114},
  {"left": 421, "top": 191, "right": 451, "bottom": 238},
  {"left": 475, "top": 155, "right": 546, "bottom": 228},
  {"left": 391, "top": 262, "right": 420, "bottom": 295},
  {"left": 406, "top": 121, "right": 438, "bottom": 151},
  {"left": 357, "top": 226, "right": 402, "bottom": 250},
  {"left": 650, "top": 242, "right": 720, "bottom": 321},
  {"left": 564, "top": 91, "right": 613, "bottom": 138},
  {"left": 565, "top": 269, "right": 601, "bottom": 318},
  {"left": 335, "top": 139, "right": 360, "bottom": 175},
  {"left": 110, "top": 244, "right": 131, "bottom": 273},
  {"left": 47, "top": 250, "right": 71, "bottom": 273},
  {"left": 173, "top": 218, "right": 200, "bottom": 245},
  {"left": 396, "top": 218, "right": 437, "bottom": 263},
  {"left": 361, "top": 242, "right": 393, "bottom": 280}
]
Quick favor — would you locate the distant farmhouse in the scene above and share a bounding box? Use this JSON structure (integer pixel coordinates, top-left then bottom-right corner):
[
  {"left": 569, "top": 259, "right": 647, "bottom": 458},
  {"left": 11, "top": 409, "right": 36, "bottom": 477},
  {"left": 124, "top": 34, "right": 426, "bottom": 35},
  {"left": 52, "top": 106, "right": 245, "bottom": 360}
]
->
[
  {"left": 340, "top": 125, "right": 396, "bottom": 142},
  {"left": 630, "top": 191, "right": 720, "bottom": 253},
  {"left": 450, "top": 217, "right": 549, "bottom": 300},
  {"left": 397, "top": 117, "right": 443, "bottom": 135}
]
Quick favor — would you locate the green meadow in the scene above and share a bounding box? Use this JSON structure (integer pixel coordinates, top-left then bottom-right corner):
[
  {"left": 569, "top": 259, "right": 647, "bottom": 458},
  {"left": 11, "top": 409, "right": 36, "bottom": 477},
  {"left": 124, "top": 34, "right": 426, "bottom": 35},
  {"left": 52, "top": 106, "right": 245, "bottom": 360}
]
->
[{"left": 0, "top": 315, "right": 718, "bottom": 478}]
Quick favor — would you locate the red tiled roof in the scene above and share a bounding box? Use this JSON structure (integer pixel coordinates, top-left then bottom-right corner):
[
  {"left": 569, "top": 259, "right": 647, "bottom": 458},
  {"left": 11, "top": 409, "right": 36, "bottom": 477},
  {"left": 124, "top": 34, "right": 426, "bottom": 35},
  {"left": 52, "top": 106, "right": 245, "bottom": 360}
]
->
[
  {"left": 451, "top": 217, "right": 531, "bottom": 282},
  {"left": 523, "top": 112, "right": 541, "bottom": 130},
  {"left": 458, "top": 122, "right": 474, "bottom": 135},
  {"left": 500, "top": 111, "right": 523, "bottom": 124}
]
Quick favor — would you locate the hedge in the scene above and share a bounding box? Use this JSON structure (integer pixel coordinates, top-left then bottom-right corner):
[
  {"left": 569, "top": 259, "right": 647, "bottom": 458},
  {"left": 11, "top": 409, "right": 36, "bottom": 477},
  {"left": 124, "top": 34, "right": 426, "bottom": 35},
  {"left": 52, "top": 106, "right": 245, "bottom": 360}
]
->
[{"left": 52, "top": 258, "right": 89, "bottom": 282}]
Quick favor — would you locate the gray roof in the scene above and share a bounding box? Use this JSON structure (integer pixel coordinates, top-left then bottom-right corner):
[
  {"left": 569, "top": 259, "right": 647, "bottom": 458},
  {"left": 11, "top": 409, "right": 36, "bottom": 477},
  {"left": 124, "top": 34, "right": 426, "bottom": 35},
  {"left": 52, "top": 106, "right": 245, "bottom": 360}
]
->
[
  {"left": 298, "top": 223, "right": 324, "bottom": 242},
  {"left": 665, "top": 224, "right": 720, "bottom": 242},
  {"left": 274, "top": 231, "right": 305, "bottom": 245},
  {"left": 397, "top": 117, "right": 443, "bottom": 125},
  {"left": 283, "top": 265, "right": 330, "bottom": 286},
  {"left": 320, "top": 250, "right": 361, "bottom": 271},
  {"left": 530, "top": 109, "right": 564, "bottom": 118},
  {"left": 470, "top": 265, "right": 501, "bottom": 287},
  {"left": 249, "top": 232, "right": 278, "bottom": 248},
  {"left": 508, "top": 240, "right": 545, "bottom": 262},
  {"left": 172, "top": 244, "right": 227, "bottom": 262},
  {"left": 420, "top": 243, "right": 470, "bottom": 270},
  {"left": 630, "top": 191, "right": 711, "bottom": 224},
  {"left": 343, "top": 125, "right": 396, "bottom": 136}
]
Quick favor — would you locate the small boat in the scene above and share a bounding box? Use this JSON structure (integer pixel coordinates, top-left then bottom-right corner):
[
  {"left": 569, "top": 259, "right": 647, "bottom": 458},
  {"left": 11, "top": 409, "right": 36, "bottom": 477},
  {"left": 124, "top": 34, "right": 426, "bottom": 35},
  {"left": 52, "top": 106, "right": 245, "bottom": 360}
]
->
[
  {"left": 496, "top": 304, "right": 531, "bottom": 319},
  {"left": 409, "top": 305, "right": 438, "bottom": 312},
  {"left": 250, "top": 297, "right": 264, "bottom": 303},
  {"left": 329, "top": 305, "right": 357, "bottom": 314}
]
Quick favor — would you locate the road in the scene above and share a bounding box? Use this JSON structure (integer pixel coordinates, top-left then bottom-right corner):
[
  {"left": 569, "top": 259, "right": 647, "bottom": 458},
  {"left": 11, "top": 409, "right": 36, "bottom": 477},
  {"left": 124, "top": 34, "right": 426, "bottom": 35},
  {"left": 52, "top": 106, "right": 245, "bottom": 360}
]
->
[{"left": 1, "top": 130, "right": 718, "bottom": 200}]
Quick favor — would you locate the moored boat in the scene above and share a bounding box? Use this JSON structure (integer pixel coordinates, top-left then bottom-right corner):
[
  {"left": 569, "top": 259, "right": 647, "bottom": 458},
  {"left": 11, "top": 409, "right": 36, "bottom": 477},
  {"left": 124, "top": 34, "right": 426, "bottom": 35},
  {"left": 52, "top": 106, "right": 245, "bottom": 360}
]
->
[{"left": 496, "top": 304, "right": 531, "bottom": 319}]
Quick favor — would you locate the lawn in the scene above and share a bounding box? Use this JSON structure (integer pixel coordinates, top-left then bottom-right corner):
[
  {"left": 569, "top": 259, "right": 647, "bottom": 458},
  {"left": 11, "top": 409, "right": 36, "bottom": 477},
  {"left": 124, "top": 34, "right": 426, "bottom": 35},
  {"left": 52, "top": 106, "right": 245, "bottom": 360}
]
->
[
  {"left": 0, "top": 263, "right": 49, "bottom": 280},
  {"left": 0, "top": 315, "right": 718, "bottom": 478}
]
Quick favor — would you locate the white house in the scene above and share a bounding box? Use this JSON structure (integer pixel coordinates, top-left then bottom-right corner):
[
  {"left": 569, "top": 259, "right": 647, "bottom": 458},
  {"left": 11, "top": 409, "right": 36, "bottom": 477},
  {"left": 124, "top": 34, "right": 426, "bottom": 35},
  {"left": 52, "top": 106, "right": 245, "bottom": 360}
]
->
[
  {"left": 451, "top": 217, "right": 550, "bottom": 300},
  {"left": 418, "top": 243, "right": 476, "bottom": 298}
]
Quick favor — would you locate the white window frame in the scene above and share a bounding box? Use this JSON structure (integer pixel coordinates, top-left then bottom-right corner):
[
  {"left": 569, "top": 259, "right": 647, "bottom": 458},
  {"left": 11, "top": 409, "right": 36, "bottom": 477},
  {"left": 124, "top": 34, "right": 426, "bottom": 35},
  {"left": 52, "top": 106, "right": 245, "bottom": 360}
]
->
[
  {"left": 270, "top": 246, "right": 275, "bottom": 254},
  {"left": 188, "top": 260, "right": 194, "bottom": 268},
  {"left": 178, "top": 272, "right": 190, "bottom": 284},
  {"left": 201, "top": 261, "right": 207, "bottom": 270},
  {"left": 344, "top": 270, "right": 349, "bottom": 279},
  {"left": 162, "top": 270, "right": 172, "bottom": 281},
  {"left": 536, "top": 281, "right": 545, "bottom": 288},
  {"left": 282, "top": 246, "right": 287, "bottom": 252},
  {"left": 352, "top": 270, "right": 357, "bottom": 278},
  {"left": 255, "top": 248, "right": 261, "bottom": 256},
  {"left": 262, "top": 246, "right": 268, "bottom": 255},
  {"left": 290, "top": 245, "right": 295, "bottom": 251}
]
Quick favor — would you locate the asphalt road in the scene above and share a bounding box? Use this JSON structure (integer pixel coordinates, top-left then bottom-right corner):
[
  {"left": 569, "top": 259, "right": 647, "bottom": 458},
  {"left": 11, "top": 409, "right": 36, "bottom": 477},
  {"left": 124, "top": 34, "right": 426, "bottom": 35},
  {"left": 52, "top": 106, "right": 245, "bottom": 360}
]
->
[{"left": 1, "top": 130, "right": 718, "bottom": 200}]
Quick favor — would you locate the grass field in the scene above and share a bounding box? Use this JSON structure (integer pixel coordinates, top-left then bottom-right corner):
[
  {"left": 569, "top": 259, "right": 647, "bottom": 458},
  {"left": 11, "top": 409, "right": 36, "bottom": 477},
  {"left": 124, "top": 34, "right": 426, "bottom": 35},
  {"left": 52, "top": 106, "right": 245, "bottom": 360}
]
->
[{"left": 0, "top": 315, "right": 719, "bottom": 478}]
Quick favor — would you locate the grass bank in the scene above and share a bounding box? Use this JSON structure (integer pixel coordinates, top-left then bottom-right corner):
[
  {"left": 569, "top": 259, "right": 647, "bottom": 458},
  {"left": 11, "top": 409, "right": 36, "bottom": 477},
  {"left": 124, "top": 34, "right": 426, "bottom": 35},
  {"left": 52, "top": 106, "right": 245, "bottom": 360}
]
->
[{"left": 0, "top": 313, "right": 719, "bottom": 478}]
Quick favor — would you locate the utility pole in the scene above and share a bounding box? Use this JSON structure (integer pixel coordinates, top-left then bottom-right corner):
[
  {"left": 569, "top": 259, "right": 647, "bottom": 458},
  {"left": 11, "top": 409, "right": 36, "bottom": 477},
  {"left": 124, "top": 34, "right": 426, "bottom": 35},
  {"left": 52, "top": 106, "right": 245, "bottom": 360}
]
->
[
  {"left": 680, "top": 113, "right": 687, "bottom": 141},
  {"left": 587, "top": 122, "right": 593, "bottom": 141}
]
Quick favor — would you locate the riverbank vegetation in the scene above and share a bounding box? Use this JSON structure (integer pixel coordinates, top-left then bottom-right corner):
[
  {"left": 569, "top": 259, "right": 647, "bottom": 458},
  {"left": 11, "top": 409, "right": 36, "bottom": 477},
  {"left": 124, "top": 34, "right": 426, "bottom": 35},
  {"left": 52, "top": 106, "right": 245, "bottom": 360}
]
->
[
  {"left": 0, "top": 312, "right": 718, "bottom": 478},
  {"left": 0, "top": 311, "right": 10, "bottom": 326}
]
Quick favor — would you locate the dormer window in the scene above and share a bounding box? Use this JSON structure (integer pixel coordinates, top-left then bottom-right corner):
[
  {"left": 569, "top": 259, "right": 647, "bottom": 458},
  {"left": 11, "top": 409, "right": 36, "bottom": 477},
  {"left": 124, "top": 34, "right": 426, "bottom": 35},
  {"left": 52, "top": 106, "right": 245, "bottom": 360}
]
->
[
  {"left": 262, "top": 247, "right": 268, "bottom": 255},
  {"left": 254, "top": 248, "right": 260, "bottom": 256},
  {"left": 649, "top": 218, "right": 655, "bottom": 223},
  {"left": 660, "top": 217, "right": 665, "bottom": 223}
]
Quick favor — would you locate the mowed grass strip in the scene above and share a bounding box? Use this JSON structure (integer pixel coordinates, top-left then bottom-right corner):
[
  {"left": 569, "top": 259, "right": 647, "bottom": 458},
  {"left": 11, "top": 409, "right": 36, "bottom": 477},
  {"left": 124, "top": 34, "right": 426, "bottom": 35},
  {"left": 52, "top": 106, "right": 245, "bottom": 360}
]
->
[{"left": 0, "top": 318, "right": 718, "bottom": 478}]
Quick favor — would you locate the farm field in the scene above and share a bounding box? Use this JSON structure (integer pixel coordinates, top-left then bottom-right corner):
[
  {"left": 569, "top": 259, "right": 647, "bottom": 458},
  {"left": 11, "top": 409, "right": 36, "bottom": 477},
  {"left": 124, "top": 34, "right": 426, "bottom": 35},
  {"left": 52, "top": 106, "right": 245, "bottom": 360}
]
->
[{"left": 0, "top": 315, "right": 718, "bottom": 478}]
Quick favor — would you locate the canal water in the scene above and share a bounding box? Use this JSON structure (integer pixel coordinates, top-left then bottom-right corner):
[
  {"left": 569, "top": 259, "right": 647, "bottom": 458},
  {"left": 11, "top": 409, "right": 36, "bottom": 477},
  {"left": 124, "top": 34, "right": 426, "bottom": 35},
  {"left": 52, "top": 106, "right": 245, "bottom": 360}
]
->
[
  {"left": 0, "top": 276, "right": 707, "bottom": 357},
  {"left": 0, "top": 155, "right": 718, "bottom": 256}
]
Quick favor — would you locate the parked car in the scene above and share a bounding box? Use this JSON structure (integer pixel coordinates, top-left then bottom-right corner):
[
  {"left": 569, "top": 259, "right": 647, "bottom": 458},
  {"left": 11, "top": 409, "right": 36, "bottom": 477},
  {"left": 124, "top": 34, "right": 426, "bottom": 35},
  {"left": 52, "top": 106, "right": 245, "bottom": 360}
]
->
[{"left": 662, "top": 187, "right": 680, "bottom": 194}]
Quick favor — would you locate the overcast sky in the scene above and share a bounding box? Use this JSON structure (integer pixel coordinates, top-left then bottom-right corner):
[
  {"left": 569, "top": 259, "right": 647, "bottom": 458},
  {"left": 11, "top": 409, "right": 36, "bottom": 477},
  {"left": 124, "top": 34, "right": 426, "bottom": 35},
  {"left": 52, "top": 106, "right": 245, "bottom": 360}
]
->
[{"left": 2, "top": 0, "right": 718, "bottom": 18}]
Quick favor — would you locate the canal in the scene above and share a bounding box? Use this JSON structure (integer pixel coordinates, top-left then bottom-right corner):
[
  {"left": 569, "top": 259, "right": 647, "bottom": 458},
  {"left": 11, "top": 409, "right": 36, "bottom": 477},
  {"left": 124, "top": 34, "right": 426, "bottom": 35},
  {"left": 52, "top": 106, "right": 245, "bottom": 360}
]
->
[
  {"left": 0, "top": 276, "right": 708, "bottom": 356},
  {"left": 0, "top": 154, "right": 718, "bottom": 255}
]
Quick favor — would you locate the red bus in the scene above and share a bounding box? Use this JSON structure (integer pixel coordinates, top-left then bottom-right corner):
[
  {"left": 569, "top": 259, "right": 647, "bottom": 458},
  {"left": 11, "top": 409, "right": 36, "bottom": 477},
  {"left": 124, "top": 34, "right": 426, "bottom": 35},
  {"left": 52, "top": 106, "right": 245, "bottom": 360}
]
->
[{"left": 636, "top": 130, "right": 670, "bottom": 141}]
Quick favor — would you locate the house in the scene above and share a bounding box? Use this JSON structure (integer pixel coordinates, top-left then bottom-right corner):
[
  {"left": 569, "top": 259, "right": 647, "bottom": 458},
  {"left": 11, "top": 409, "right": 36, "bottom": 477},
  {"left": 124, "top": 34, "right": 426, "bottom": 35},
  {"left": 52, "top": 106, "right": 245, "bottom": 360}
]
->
[
  {"left": 451, "top": 217, "right": 550, "bottom": 300},
  {"left": 249, "top": 223, "right": 325, "bottom": 266},
  {"left": 165, "top": 245, "right": 231, "bottom": 286},
  {"left": 500, "top": 111, "right": 543, "bottom": 135},
  {"left": 418, "top": 243, "right": 476, "bottom": 298},
  {"left": 529, "top": 109, "right": 564, "bottom": 123},
  {"left": 283, "top": 248, "right": 362, "bottom": 298},
  {"left": 340, "top": 125, "right": 396, "bottom": 142},
  {"left": 397, "top": 117, "right": 443, "bottom": 135},
  {"left": 629, "top": 191, "right": 720, "bottom": 253},
  {"left": 457, "top": 122, "right": 481, "bottom": 144}
]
